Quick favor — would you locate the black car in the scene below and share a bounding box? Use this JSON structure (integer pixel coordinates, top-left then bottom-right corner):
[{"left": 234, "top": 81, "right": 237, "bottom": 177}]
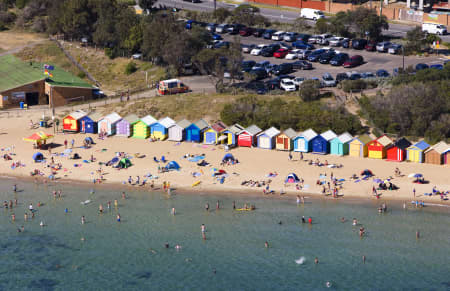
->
[
  {"left": 336, "top": 73, "right": 349, "bottom": 83},
  {"left": 272, "top": 63, "right": 293, "bottom": 75},
  {"left": 241, "top": 60, "right": 256, "bottom": 72},
  {"left": 263, "top": 29, "right": 276, "bottom": 39},
  {"left": 342, "top": 39, "right": 350, "bottom": 48},
  {"left": 352, "top": 39, "right": 367, "bottom": 50},
  {"left": 266, "top": 78, "right": 280, "bottom": 90},
  {"left": 214, "top": 41, "right": 229, "bottom": 49},
  {"left": 253, "top": 28, "right": 266, "bottom": 37},
  {"left": 319, "top": 51, "right": 336, "bottom": 64},
  {"left": 244, "top": 81, "right": 268, "bottom": 94},
  {"left": 228, "top": 24, "right": 245, "bottom": 34},
  {"left": 248, "top": 68, "right": 268, "bottom": 80},
  {"left": 260, "top": 44, "right": 280, "bottom": 57},
  {"left": 330, "top": 53, "right": 349, "bottom": 66},
  {"left": 296, "top": 33, "right": 311, "bottom": 43},
  {"left": 291, "top": 60, "right": 313, "bottom": 70},
  {"left": 307, "top": 49, "right": 327, "bottom": 62}
]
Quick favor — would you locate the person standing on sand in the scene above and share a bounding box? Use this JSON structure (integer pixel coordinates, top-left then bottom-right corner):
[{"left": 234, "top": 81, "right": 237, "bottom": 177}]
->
[
  {"left": 413, "top": 188, "right": 416, "bottom": 198},
  {"left": 64, "top": 139, "right": 67, "bottom": 149},
  {"left": 71, "top": 139, "right": 75, "bottom": 148}
]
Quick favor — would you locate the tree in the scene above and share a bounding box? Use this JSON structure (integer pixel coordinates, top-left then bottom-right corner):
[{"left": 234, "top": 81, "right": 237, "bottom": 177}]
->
[
  {"left": 298, "top": 80, "right": 321, "bottom": 101},
  {"left": 314, "top": 18, "right": 329, "bottom": 34},
  {"left": 348, "top": 7, "right": 388, "bottom": 40},
  {"left": 404, "top": 26, "right": 426, "bottom": 54},
  {"left": 213, "top": 7, "right": 231, "bottom": 23},
  {"left": 291, "top": 17, "right": 310, "bottom": 32},
  {"left": 231, "top": 4, "right": 268, "bottom": 27}
]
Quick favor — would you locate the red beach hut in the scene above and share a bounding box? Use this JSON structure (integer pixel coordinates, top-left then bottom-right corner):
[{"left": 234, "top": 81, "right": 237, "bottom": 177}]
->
[
  {"left": 237, "top": 125, "right": 262, "bottom": 147},
  {"left": 386, "top": 137, "right": 411, "bottom": 162},
  {"left": 367, "top": 135, "right": 393, "bottom": 159},
  {"left": 62, "top": 110, "right": 87, "bottom": 132}
]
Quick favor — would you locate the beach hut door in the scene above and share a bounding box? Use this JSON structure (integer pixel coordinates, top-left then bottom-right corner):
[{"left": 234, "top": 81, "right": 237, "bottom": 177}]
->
[
  {"left": 283, "top": 138, "right": 288, "bottom": 149},
  {"left": 100, "top": 122, "right": 108, "bottom": 134},
  {"left": 298, "top": 139, "right": 305, "bottom": 151}
]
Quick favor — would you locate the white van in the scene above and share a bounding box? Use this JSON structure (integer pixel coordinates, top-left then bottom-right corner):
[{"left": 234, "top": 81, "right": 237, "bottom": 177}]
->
[
  {"left": 271, "top": 31, "right": 285, "bottom": 41},
  {"left": 300, "top": 8, "right": 325, "bottom": 21},
  {"left": 422, "top": 23, "right": 447, "bottom": 35}
]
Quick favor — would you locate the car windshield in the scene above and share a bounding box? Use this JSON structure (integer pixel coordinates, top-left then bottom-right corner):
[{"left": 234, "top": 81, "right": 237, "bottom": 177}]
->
[{"left": 323, "top": 75, "right": 333, "bottom": 80}]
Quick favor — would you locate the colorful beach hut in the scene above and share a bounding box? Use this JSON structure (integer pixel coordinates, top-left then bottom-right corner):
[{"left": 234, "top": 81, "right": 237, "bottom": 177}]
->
[
  {"left": 444, "top": 148, "right": 450, "bottom": 165},
  {"left": 424, "top": 141, "right": 448, "bottom": 165},
  {"left": 62, "top": 110, "right": 87, "bottom": 132},
  {"left": 168, "top": 119, "right": 191, "bottom": 142},
  {"left": 330, "top": 132, "right": 353, "bottom": 156},
  {"left": 293, "top": 129, "right": 317, "bottom": 152},
  {"left": 276, "top": 128, "right": 297, "bottom": 151},
  {"left": 116, "top": 114, "right": 139, "bottom": 137},
  {"left": 257, "top": 127, "right": 281, "bottom": 149},
  {"left": 238, "top": 125, "right": 262, "bottom": 147},
  {"left": 311, "top": 130, "right": 337, "bottom": 154},
  {"left": 132, "top": 115, "right": 156, "bottom": 139},
  {"left": 406, "top": 141, "right": 430, "bottom": 163},
  {"left": 367, "top": 135, "right": 393, "bottom": 159},
  {"left": 98, "top": 112, "right": 122, "bottom": 136},
  {"left": 185, "top": 119, "right": 209, "bottom": 142},
  {"left": 349, "top": 135, "right": 371, "bottom": 157},
  {"left": 80, "top": 112, "right": 102, "bottom": 134},
  {"left": 204, "top": 121, "right": 227, "bottom": 144},
  {"left": 150, "top": 117, "right": 175, "bottom": 140},
  {"left": 219, "top": 124, "right": 244, "bottom": 146},
  {"left": 386, "top": 137, "right": 411, "bottom": 162}
]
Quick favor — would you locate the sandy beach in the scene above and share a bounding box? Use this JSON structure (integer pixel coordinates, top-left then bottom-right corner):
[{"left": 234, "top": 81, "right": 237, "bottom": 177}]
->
[{"left": 1, "top": 113, "right": 449, "bottom": 205}]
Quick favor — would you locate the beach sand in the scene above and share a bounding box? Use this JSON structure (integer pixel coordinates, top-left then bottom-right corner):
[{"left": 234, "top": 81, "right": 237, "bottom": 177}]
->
[{"left": 1, "top": 114, "right": 449, "bottom": 204}]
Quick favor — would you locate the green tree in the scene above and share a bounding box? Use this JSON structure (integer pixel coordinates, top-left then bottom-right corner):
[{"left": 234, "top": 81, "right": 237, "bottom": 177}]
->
[
  {"left": 231, "top": 4, "right": 268, "bottom": 27},
  {"left": 349, "top": 7, "right": 388, "bottom": 40},
  {"left": 213, "top": 7, "right": 231, "bottom": 23},
  {"left": 299, "top": 80, "right": 321, "bottom": 101},
  {"left": 404, "top": 26, "right": 426, "bottom": 54},
  {"left": 314, "top": 18, "right": 329, "bottom": 34}
]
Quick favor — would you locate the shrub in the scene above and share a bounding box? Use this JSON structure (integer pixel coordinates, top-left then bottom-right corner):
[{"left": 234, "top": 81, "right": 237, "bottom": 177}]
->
[
  {"left": 125, "top": 61, "right": 137, "bottom": 75},
  {"left": 77, "top": 71, "right": 86, "bottom": 79},
  {"left": 298, "top": 80, "right": 321, "bottom": 101},
  {"left": 341, "top": 79, "right": 367, "bottom": 92}
]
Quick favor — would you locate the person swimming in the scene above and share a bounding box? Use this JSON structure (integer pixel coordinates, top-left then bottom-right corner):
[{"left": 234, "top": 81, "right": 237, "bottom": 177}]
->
[
  {"left": 40, "top": 221, "right": 45, "bottom": 227},
  {"left": 81, "top": 216, "right": 86, "bottom": 224},
  {"left": 201, "top": 224, "right": 206, "bottom": 233},
  {"left": 265, "top": 241, "right": 269, "bottom": 248},
  {"left": 352, "top": 218, "right": 357, "bottom": 226},
  {"left": 99, "top": 204, "right": 103, "bottom": 213},
  {"left": 116, "top": 214, "right": 121, "bottom": 222}
]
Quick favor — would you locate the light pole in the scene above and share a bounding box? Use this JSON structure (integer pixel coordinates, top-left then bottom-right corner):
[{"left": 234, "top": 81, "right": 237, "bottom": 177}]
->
[{"left": 402, "top": 46, "right": 405, "bottom": 72}]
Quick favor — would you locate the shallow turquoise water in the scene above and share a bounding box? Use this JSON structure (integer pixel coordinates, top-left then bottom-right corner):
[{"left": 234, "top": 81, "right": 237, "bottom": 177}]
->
[{"left": 0, "top": 180, "right": 449, "bottom": 291}]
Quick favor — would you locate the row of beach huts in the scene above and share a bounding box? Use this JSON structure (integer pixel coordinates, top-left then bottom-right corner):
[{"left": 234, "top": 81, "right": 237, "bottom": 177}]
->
[{"left": 62, "top": 110, "right": 450, "bottom": 165}]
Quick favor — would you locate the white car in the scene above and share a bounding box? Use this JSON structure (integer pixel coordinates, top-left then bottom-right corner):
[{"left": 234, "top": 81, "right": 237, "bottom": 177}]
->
[
  {"left": 280, "top": 78, "right": 297, "bottom": 92},
  {"left": 328, "top": 37, "right": 345, "bottom": 47},
  {"left": 285, "top": 49, "right": 301, "bottom": 60},
  {"left": 271, "top": 31, "right": 285, "bottom": 41},
  {"left": 292, "top": 77, "right": 305, "bottom": 87},
  {"left": 250, "top": 44, "right": 268, "bottom": 56}
]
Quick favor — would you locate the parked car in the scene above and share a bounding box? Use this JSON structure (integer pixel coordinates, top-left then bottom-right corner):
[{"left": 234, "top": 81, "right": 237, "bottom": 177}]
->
[
  {"left": 250, "top": 44, "right": 268, "bottom": 55},
  {"left": 388, "top": 44, "right": 402, "bottom": 54},
  {"left": 362, "top": 72, "right": 376, "bottom": 79},
  {"left": 322, "top": 73, "right": 337, "bottom": 87},
  {"left": 430, "top": 64, "right": 444, "bottom": 70},
  {"left": 343, "top": 55, "right": 364, "bottom": 68},
  {"left": 277, "top": 42, "right": 292, "bottom": 50},
  {"left": 292, "top": 77, "right": 306, "bottom": 87},
  {"left": 352, "top": 39, "right": 367, "bottom": 50},
  {"left": 291, "top": 60, "right": 313, "bottom": 70},
  {"left": 280, "top": 78, "right": 297, "bottom": 91},
  {"left": 241, "top": 44, "right": 256, "bottom": 53},
  {"left": 266, "top": 78, "right": 280, "bottom": 90},
  {"left": 297, "top": 49, "right": 313, "bottom": 59},
  {"left": 249, "top": 68, "right": 268, "bottom": 80},
  {"left": 376, "top": 69, "right": 390, "bottom": 78},
  {"left": 228, "top": 24, "right": 245, "bottom": 34},
  {"left": 330, "top": 53, "right": 349, "bottom": 66},
  {"left": 318, "top": 34, "right": 334, "bottom": 45},
  {"left": 273, "top": 48, "right": 290, "bottom": 58},
  {"left": 342, "top": 38, "right": 350, "bottom": 48},
  {"left": 336, "top": 72, "right": 349, "bottom": 83},
  {"left": 292, "top": 41, "right": 314, "bottom": 50},
  {"left": 422, "top": 22, "right": 447, "bottom": 35},
  {"left": 263, "top": 29, "right": 276, "bottom": 39},
  {"left": 376, "top": 42, "right": 391, "bottom": 53},
  {"left": 308, "top": 35, "right": 320, "bottom": 44},
  {"left": 285, "top": 49, "right": 300, "bottom": 60},
  {"left": 215, "top": 24, "right": 230, "bottom": 33},
  {"left": 246, "top": 81, "right": 268, "bottom": 94},
  {"left": 364, "top": 40, "right": 377, "bottom": 51},
  {"left": 328, "top": 37, "right": 345, "bottom": 47},
  {"left": 284, "top": 32, "right": 299, "bottom": 42},
  {"left": 252, "top": 60, "right": 271, "bottom": 70},
  {"left": 213, "top": 41, "right": 229, "bottom": 49},
  {"left": 253, "top": 28, "right": 266, "bottom": 37},
  {"left": 206, "top": 23, "right": 217, "bottom": 32},
  {"left": 347, "top": 71, "right": 362, "bottom": 80},
  {"left": 211, "top": 33, "right": 222, "bottom": 40},
  {"left": 415, "top": 63, "right": 429, "bottom": 70},
  {"left": 296, "top": 34, "right": 311, "bottom": 43},
  {"left": 307, "top": 49, "right": 327, "bottom": 62},
  {"left": 272, "top": 63, "right": 293, "bottom": 75},
  {"left": 241, "top": 60, "right": 256, "bottom": 72},
  {"left": 300, "top": 8, "right": 325, "bottom": 21},
  {"left": 319, "top": 50, "right": 336, "bottom": 64},
  {"left": 271, "top": 31, "right": 286, "bottom": 41},
  {"left": 239, "top": 27, "right": 254, "bottom": 36},
  {"left": 261, "top": 44, "right": 281, "bottom": 57}
]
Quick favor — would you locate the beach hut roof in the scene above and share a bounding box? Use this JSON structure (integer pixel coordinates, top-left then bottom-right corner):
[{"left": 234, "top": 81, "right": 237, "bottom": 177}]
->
[
  {"left": 321, "top": 130, "right": 337, "bottom": 142},
  {"left": 377, "top": 135, "right": 393, "bottom": 147},
  {"left": 175, "top": 119, "right": 191, "bottom": 129},
  {"left": 141, "top": 115, "right": 157, "bottom": 126},
  {"left": 410, "top": 140, "right": 430, "bottom": 151},
  {"left": 243, "top": 125, "right": 262, "bottom": 136},
  {"left": 300, "top": 129, "right": 318, "bottom": 140},
  {"left": 336, "top": 132, "right": 353, "bottom": 144},
  {"left": 102, "top": 112, "right": 122, "bottom": 123},
  {"left": 425, "top": 141, "right": 448, "bottom": 154},
  {"left": 68, "top": 110, "right": 87, "bottom": 120},
  {"left": 393, "top": 137, "right": 411, "bottom": 149},
  {"left": 158, "top": 117, "right": 175, "bottom": 128},
  {"left": 123, "top": 114, "right": 140, "bottom": 124},
  {"left": 211, "top": 121, "right": 227, "bottom": 132},
  {"left": 258, "top": 126, "right": 280, "bottom": 138},
  {"left": 283, "top": 128, "right": 297, "bottom": 139},
  {"left": 354, "top": 134, "right": 372, "bottom": 144},
  {"left": 194, "top": 119, "right": 209, "bottom": 130},
  {"left": 226, "top": 124, "right": 245, "bottom": 134}
]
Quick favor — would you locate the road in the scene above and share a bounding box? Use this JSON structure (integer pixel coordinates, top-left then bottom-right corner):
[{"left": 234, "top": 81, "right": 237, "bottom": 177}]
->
[{"left": 156, "top": 0, "right": 450, "bottom": 42}]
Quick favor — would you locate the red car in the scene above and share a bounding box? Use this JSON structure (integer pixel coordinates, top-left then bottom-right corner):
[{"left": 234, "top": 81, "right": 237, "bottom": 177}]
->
[
  {"left": 273, "top": 48, "right": 290, "bottom": 58},
  {"left": 239, "top": 27, "right": 253, "bottom": 36},
  {"left": 343, "top": 55, "right": 364, "bottom": 68},
  {"left": 364, "top": 40, "right": 377, "bottom": 51}
]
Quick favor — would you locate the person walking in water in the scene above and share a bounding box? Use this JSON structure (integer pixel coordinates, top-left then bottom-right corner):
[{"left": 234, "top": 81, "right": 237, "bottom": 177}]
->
[
  {"left": 205, "top": 203, "right": 209, "bottom": 211},
  {"left": 81, "top": 216, "right": 86, "bottom": 224},
  {"left": 171, "top": 208, "right": 176, "bottom": 215},
  {"left": 216, "top": 200, "right": 220, "bottom": 210},
  {"left": 201, "top": 224, "right": 206, "bottom": 233},
  {"left": 116, "top": 214, "right": 121, "bottom": 222},
  {"left": 232, "top": 201, "right": 236, "bottom": 210}
]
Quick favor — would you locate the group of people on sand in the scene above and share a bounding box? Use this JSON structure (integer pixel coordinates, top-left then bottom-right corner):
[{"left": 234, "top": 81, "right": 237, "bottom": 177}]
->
[{"left": 305, "top": 158, "right": 343, "bottom": 168}]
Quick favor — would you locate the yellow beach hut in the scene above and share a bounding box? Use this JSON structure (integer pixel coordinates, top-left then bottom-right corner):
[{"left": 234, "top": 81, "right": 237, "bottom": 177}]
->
[
  {"left": 204, "top": 121, "right": 227, "bottom": 144},
  {"left": 406, "top": 141, "right": 430, "bottom": 163},
  {"left": 276, "top": 128, "right": 297, "bottom": 151},
  {"left": 132, "top": 115, "right": 156, "bottom": 139},
  {"left": 150, "top": 117, "right": 175, "bottom": 140},
  {"left": 349, "top": 134, "right": 372, "bottom": 157}
]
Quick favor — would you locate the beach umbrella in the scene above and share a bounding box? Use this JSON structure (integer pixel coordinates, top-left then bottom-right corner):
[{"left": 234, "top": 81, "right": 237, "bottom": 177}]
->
[
  {"left": 414, "top": 174, "right": 423, "bottom": 178},
  {"left": 408, "top": 173, "right": 416, "bottom": 178}
]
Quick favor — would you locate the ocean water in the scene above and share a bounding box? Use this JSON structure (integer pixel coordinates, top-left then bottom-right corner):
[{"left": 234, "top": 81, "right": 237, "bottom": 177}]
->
[{"left": 0, "top": 180, "right": 449, "bottom": 291}]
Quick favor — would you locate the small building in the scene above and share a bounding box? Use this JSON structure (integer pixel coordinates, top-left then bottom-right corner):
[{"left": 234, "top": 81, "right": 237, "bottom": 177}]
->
[
  {"left": 132, "top": 115, "right": 156, "bottom": 139},
  {"left": 219, "top": 124, "right": 244, "bottom": 146},
  {"left": 204, "top": 121, "right": 227, "bottom": 144},
  {"left": 116, "top": 114, "right": 139, "bottom": 137},
  {"left": 238, "top": 125, "right": 262, "bottom": 147},
  {"left": 444, "top": 148, "right": 450, "bottom": 165},
  {"left": 150, "top": 117, "right": 175, "bottom": 140},
  {"left": 257, "top": 127, "right": 281, "bottom": 149},
  {"left": 276, "top": 128, "right": 297, "bottom": 151},
  {"left": 293, "top": 129, "right": 318, "bottom": 152},
  {"left": 367, "top": 135, "right": 393, "bottom": 159},
  {"left": 62, "top": 110, "right": 87, "bottom": 132},
  {"left": 79, "top": 112, "right": 102, "bottom": 134},
  {"left": 168, "top": 119, "right": 191, "bottom": 142},
  {"left": 98, "top": 112, "right": 122, "bottom": 136},
  {"left": 424, "top": 141, "right": 448, "bottom": 165},
  {"left": 349, "top": 135, "right": 372, "bottom": 158},
  {"left": 386, "top": 137, "right": 411, "bottom": 162},
  {"left": 406, "top": 140, "right": 430, "bottom": 163},
  {"left": 185, "top": 119, "right": 209, "bottom": 142},
  {"left": 330, "top": 132, "right": 353, "bottom": 156},
  {"left": 311, "top": 130, "right": 337, "bottom": 154}
]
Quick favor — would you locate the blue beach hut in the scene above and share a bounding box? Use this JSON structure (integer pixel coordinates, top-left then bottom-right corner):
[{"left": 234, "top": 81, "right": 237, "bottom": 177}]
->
[
  {"left": 150, "top": 117, "right": 175, "bottom": 141},
  {"left": 185, "top": 119, "right": 209, "bottom": 142},
  {"left": 293, "top": 129, "right": 317, "bottom": 152},
  {"left": 79, "top": 112, "right": 102, "bottom": 134},
  {"left": 330, "top": 132, "right": 353, "bottom": 156},
  {"left": 311, "top": 130, "right": 337, "bottom": 154},
  {"left": 220, "top": 124, "right": 244, "bottom": 146}
]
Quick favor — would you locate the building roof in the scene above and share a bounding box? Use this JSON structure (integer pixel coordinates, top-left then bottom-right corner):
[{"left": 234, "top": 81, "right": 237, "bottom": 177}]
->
[
  {"left": 321, "top": 130, "right": 337, "bottom": 142},
  {"left": 42, "top": 63, "right": 93, "bottom": 89},
  {"left": 68, "top": 110, "right": 87, "bottom": 120},
  {"left": 157, "top": 117, "right": 175, "bottom": 128},
  {"left": 409, "top": 140, "right": 430, "bottom": 151},
  {"left": 336, "top": 132, "right": 353, "bottom": 144},
  {"left": 140, "top": 115, "right": 157, "bottom": 126},
  {"left": 258, "top": 127, "right": 280, "bottom": 138},
  {"left": 353, "top": 134, "right": 372, "bottom": 144},
  {"left": 393, "top": 137, "right": 411, "bottom": 150},
  {"left": 0, "top": 55, "right": 46, "bottom": 92},
  {"left": 85, "top": 112, "right": 102, "bottom": 122},
  {"left": 242, "top": 125, "right": 262, "bottom": 136},
  {"left": 101, "top": 112, "right": 122, "bottom": 123},
  {"left": 225, "top": 124, "right": 244, "bottom": 134},
  {"left": 283, "top": 128, "right": 297, "bottom": 139},
  {"left": 425, "top": 141, "right": 448, "bottom": 154},
  {"left": 194, "top": 119, "right": 209, "bottom": 130},
  {"left": 210, "top": 121, "right": 227, "bottom": 133},
  {"left": 175, "top": 119, "right": 191, "bottom": 129},
  {"left": 377, "top": 135, "right": 393, "bottom": 147},
  {"left": 299, "top": 128, "right": 318, "bottom": 140},
  {"left": 123, "top": 114, "right": 139, "bottom": 124}
]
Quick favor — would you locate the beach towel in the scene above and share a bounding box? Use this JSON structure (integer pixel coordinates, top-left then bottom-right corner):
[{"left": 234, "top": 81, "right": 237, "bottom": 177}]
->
[
  {"left": 354, "top": 180, "right": 361, "bottom": 183},
  {"left": 83, "top": 160, "right": 90, "bottom": 163},
  {"left": 188, "top": 156, "right": 204, "bottom": 162},
  {"left": 338, "top": 179, "right": 345, "bottom": 182},
  {"left": 319, "top": 174, "right": 327, "bottom": 179}
]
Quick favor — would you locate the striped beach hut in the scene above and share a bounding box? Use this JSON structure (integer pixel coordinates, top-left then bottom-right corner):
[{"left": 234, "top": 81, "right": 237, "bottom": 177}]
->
[
  {"left": 293, "top": 129, "right": 317, "bottom": 152},
  {"left": 116, "top": 114, "right": 139, "bottom": 137},
  {"left": 62, "top": 110, "right": 87, "bottom": 132},
  {"left": 238, "top": 125, "right": 262, "bottom": 147},
  {"left": 349, "top": 135, "right": 371, "bottom": 157},
  {"left": 186, "top": 119, "right": 209, "bottom": 142},
  {"left": 276, "top": 128, "right": 297, "bottom": 151},
  {"left": 257, "top": 127, "right": 280, "bottom": 149},
  {"left": 330, "top": 132, "right": 353, "bottom": 156},
  {"left": 132, "top": 115, "right": 156, "bottom": 139},
  {"left": 386, "top": 137, "right": 411, "bottom": 162},
  {"left": 98, "top": 112, "right": 122, "bottom": 136},
  {"left": 311, "top": 130, "right": 337, "bottom": 154},
  {"left": 150, "top": 117, "right": 175, "bottom": 141},
  {"left": 406, "top": 141, "right": 430, "bottom": 163},
  {"left": 168, "top": 119, "right": 191, "bottom": 142},
  {"left": 367, "top": 135, "right": 393, "bottom": 159},
  {"left": 203, "top": 121, "right": 227, "bottom": 144},
  {"left": 219, "top": 124, "right": 244, "bottom": 146},
  {"left": 80, "top": 112, "right": 102, "bottom": 134},
  {"left": 424, "top": 141, "right": 448, "bottom": 165}
]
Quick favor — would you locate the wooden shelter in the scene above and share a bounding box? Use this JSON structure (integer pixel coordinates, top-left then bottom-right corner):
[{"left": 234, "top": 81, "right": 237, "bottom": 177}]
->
[
  {"left": 62, "top": 110, "right": 87, "bottom": 132},
  {"left": 406, "top": 140, "right": 430, "bottom": 163},
  {"left": 276, "top": 128, "right": 297, "bottom": 151},
  {"left": 349, "top": 135, "right": 372, "bottom": 157},
  {"left": 386, "top": 137, "right": 411, "bottom": 162},
  {"left": 98, "top": 112, "right": 122, "bottom": 136},
  {"left": 367, "top": 135, "right": 393, "bottom": 159},
  {"left": 185, "top": 119, "right": 209, "bottom": 142},
  {"left": 168, "top": 119, "right": 191, "bottom": 142},
  {"left": 330, "top": 132, "right": 353, "bottom": 156},
  {"left": 203, "top": 121, "right": 227, "bottom": 144},
  {"left": 424, "top": 141, "right": 448, "bottom": 165},
  {"left": 132, "top": 115, "right": 156, "bottom": 139},
  {"left": 116, "top": 114, "right": 139, "bottom": 137},
  {"left": 238, "top": 125, "right": 262, "bottom": 147},
  {"left": 293, "top": 129, "right": 317, "bottom": 152},
  {"left": 150, "top": 117, "right": 175, "bottom": 140},
  {"left": 257, "top": 127, "right": 281, "bottom": 149},
  {"left": 220, "top": 124, "right": 244, "bottom": 146}
]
